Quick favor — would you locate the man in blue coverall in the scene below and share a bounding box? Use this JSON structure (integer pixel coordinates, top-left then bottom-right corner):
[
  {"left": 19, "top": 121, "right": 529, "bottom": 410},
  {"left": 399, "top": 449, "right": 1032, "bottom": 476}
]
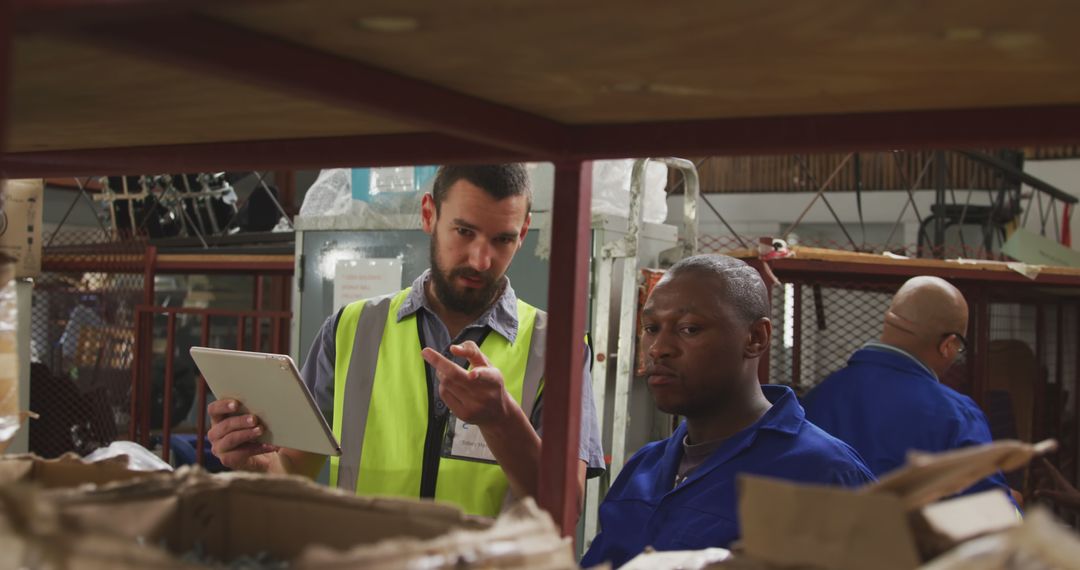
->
[
  {"left": 581, "top": 254, "right": 875, "bottom": 569},
  {"left": 803, "top": 275, "right": 1016, "bottom": 505}
]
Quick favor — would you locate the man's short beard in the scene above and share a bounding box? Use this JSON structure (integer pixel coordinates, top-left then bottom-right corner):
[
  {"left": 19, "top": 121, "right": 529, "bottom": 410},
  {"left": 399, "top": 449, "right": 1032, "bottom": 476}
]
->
[{"left": 429, "top": 234, "right": 502, "bottom": 315}]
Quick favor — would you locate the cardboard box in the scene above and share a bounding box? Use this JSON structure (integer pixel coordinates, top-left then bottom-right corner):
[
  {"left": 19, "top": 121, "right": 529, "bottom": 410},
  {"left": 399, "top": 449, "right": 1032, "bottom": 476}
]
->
[
  {"left": 0, "top": 179, "right": 43, "bottom": 279},
  {"left": 0, "top": 467, "right": 575, "bottom": 569},
  {"left": 736, "top": 439, "right": 1057, "bottom": 570}
]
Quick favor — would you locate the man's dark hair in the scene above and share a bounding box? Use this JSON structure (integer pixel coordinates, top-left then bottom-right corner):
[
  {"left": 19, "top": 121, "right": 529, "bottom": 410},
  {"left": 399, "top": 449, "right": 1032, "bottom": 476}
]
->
[
  {"left": 667, "top": 254, "right": 770, "bottom": 324},
  {"left": 431, "top": 164, "right": 532, "bottom": 213}
]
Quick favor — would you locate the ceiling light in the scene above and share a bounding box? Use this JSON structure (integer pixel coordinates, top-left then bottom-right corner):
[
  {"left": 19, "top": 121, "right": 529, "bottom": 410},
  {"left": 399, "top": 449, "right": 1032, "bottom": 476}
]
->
[{"left": 355, "top": 16, "right": 419, "bottom": 33}]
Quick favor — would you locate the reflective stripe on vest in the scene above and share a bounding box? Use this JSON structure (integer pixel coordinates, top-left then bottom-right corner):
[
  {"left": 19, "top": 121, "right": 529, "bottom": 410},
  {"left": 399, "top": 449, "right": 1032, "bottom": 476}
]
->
[{"left": 329, "top": 288, "right": 546, "bottom": 517}]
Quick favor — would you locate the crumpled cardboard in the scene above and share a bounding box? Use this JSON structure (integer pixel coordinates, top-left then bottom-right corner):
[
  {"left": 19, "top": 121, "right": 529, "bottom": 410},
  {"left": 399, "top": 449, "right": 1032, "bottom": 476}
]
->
[
  {"left": 297, "top": 498, "right": 576, "bottom": 569},
  {"left": 0, "top": 452, "right": 167, "bottom": 489},
  {"left": 0, "top": 466, "right": 574, "bottom": 569},
  {"left": 920, "top": 508, "right": 1080, "bottom": 570},
  {"left": 736, "top": 439, "right": 1057, "bottom": 570}
]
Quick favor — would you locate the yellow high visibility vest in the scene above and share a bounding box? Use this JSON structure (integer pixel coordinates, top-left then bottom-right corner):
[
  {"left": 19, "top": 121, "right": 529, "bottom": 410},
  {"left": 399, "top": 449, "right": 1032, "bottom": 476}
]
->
[{"left": 329, "top": 288, "right": 545, "bottom": 516}]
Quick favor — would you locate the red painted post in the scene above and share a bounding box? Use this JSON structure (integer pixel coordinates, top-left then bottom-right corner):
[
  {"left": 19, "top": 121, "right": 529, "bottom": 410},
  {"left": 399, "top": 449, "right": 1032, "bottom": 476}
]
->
[
  {"left": 969, "top": 287, "right": 991, "bottom": 410},
  {"left": 1034, "top": 304, "right": 1046, "bottom": 441},
  {"left": 237, "top": 316, "right": 246, "bottom": 351},
  {"left": 275, "top": 170, "right": 297, "bottom": 215},
  {"left": 254, "top": 276, "right": 264, "bottom": 351},
  {"left": 139, "top": 246, "right": 158, "bottom": 447},
  {"left": 271, "top": 316, "right": 282, "bottom": 355},
  {"left": 539, "top": 160, "right": 591, "bottom": 538},
  {"left": 129, "top": 308, "right": 142, "bottom": 442},
  {"left": 1055, "top": 302, "right": 1065, "bottom": 444},
  {"left": 196, "top": 315, "right": 210, "bottom": 466},
  {"left": 161, "top": 312, "right": 176, "bottom": 460}
]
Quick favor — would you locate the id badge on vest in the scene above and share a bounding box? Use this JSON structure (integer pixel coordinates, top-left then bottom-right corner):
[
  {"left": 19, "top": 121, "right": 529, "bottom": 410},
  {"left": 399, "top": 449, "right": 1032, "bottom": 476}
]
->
[{"left": 441, "top": 413, "right": 498, "bottom": 464}]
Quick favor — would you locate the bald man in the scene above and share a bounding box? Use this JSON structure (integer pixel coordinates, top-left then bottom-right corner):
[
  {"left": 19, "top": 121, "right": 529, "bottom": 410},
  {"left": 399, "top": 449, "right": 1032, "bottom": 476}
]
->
[{"left": 803, "top": 276, "right": 1015, "bottom": 504}]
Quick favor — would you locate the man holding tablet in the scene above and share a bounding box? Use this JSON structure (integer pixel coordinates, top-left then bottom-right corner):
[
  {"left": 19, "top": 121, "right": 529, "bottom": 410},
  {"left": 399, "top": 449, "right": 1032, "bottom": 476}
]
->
[{"left": 207, "top": 164, "right": 604, "bottom": 517}]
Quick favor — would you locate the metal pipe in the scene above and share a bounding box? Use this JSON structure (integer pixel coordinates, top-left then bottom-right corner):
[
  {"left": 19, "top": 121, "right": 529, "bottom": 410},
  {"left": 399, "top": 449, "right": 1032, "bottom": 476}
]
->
[
  {"left": 582, "top": 253, "right": 614, "bottom": 548},
  {"left": 254, "top": 276, "right": 264, "bottom": 351},
  {"left": 1035, "top": 304, "right": 1046, "bottom": 441},
  {"left": 129, "top": 305, "right": 289, "bottom": 318},
  {"left": 934, "top": 151, "right": 947, "bottom": 257},
  {"left": 958, "top": 150, "right": 1077, "bottom": 205},
  {"left": 196, "top": 315, "right": 210, "bottom": 466},
  {"left": 237, "top": 316, "right": 246, "bottom": 351},
  {"left": 140, "top": 247, "right": 157, "bottom": 446},
  {"left": 792, "top": 283, "right": 803, "bottom": 390},
  {"left": 129, "top": 309, "right": 143, "bottom": 442},
  {"left": 781, "top": 153, "right": 854, "bottom": 240},
  {"left": 271, "top": 315, "right": 282, "bottom": 355},
  {"left": 162, "top": 312, "right": 176, "bottom": 461}
]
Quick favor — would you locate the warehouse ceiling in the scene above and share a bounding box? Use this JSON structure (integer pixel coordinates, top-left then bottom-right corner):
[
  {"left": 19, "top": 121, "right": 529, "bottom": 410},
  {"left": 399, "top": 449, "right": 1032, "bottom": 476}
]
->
[{"left": 5, "top": 0, "right": 1080, "bottom": 171}]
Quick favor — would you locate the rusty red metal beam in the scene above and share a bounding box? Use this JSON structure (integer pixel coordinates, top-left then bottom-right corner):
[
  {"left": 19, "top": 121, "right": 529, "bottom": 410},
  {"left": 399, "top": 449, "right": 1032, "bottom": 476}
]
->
[
  {"left": 8, "top": 104, "right": 1080, "bottom": 179},
  {"left": 135, "top": 305, "right": 290, "bottom": 319},
  {"left": 196, "top": 315, "right": 211, "bottom": 467},
  {"left": 156, "top": 257, "right": 294, "bottom": 275},
  {"left": 572, "top": 104, "right": 1080, "bottom": 159},
  {"left": 767, "top": 258, "right": 1080, "bottom": 287},
  {"left": 539, "top": 160, "right": 591, "bottom": 538},
  {"left": 1, "top": 132, "right": 527, "bottom": 178},
  {"left": 79, "top": 14, "right": 566, "bottom": 156}
]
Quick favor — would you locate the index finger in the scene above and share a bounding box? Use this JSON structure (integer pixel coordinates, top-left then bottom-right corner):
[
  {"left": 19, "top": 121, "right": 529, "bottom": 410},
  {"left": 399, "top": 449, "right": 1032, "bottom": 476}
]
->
[
  {"left": 208, "top": 399, "right": 241, "bottom": 423},
  {"left": 421, "top": 347, "right": 468, "bottom": 380},
  {"left": 449, "top": 341, "right": 492, "bottom": 370}
]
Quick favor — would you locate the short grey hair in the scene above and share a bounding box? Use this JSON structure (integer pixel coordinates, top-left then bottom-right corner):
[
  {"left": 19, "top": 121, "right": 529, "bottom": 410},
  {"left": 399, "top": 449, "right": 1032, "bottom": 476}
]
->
[{"left": 665, "top": 254, "right": 770, "bottom": 324}]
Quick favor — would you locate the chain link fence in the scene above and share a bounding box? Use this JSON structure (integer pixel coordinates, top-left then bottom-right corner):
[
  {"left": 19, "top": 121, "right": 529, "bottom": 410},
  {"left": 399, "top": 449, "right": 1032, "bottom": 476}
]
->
[
  {"left": 766, "top": 281, "right": 900, "bottom": 395},
  {"left": 699, "top": 233, "right": 1007, "bottom": 261},
  {"left": 29, "top": 229, "right": 144, "bottom": 457}
]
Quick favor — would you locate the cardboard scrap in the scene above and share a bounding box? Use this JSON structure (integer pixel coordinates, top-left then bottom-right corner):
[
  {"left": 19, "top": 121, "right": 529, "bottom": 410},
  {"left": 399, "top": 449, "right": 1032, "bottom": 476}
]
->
[
  {"left": 920, "top": 508, "right": 1080, "bottom": 570},
  {"left": 0, "top": 453, "right": 167, "bottom": 489},
  {"left": 297, "top": 498, "right": 576, "bottom": 569},
  {"left": 736, "top": 439, "right": 1056, "bottom": 570},
  {"left": 0, "top": 466, "right": 571, "bottom": 569},
  {"left": 867, "top": 439, "right": 1057, "bottom": 510}
]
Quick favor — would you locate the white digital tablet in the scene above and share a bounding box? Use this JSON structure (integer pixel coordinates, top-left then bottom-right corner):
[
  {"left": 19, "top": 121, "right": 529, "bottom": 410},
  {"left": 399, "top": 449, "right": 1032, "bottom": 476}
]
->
[{"left": 190, "top": 347, "right": 341, "bottom": 457}]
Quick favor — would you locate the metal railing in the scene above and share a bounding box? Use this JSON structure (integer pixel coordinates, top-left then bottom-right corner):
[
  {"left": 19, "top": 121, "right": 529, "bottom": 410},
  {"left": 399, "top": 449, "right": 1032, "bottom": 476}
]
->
[{"left": 130, "top": 305, "right": 291, "bottom": 464}]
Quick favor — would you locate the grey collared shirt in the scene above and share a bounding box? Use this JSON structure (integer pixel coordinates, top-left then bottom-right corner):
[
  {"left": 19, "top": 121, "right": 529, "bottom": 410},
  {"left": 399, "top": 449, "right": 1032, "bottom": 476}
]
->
[{"left": 301, "top": 269, "right": 605, "bottom": 474}]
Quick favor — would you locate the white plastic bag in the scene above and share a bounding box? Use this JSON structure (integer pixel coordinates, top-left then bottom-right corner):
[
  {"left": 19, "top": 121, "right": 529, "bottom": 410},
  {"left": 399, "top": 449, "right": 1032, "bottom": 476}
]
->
[
  {"left": 296, "top": 168, "right": 423, "bottom": 230},
  {"left": 84, "top": 440, "right": 173, "bottom": 472},
  {"left": 298, "top": 169, "right": 353, "bottom": 219}
]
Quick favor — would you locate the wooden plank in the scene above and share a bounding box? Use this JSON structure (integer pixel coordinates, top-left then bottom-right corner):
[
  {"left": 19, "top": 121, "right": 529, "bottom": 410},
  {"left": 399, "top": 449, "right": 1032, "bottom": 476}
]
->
[
  {"left": 213, "top": 0, "right": 1080, "bottom": 123},
  {"left": 10, "top": 0, "right": 1080, "bottom": 151},
  {"left": 9, "top": 35, "right": 416, "bottom": 152}
]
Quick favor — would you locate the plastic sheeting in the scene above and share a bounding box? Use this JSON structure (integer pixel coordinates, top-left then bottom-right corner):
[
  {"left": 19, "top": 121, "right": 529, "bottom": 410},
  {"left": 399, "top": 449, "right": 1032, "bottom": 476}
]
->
[
  {"left": 297, "top": 168, "right": 427, "bottom": 231},
  {"left": 592, "top": 159, "right": 669, "bottom": 224},
  {"left": 0, "top": 263, "right": 18, "bottom": 450}
]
